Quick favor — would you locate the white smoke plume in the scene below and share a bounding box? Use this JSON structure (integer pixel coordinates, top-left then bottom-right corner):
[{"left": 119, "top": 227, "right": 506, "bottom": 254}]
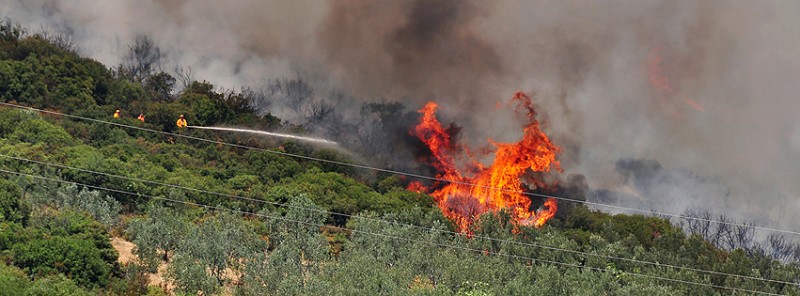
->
[{"left": 3, "top": 0, "right": 799, "bottom": 232}]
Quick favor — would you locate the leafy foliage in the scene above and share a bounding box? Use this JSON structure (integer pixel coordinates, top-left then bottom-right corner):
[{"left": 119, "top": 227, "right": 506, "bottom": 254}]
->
[
  {"left": 0, "top": 178, "right": 29, "bottom": 224},
  {"left": 128, "top": 205, "right": 190, "bottom": 271},
  {"left": 12, "top": 235, "right": 111, "bottom": 288},
  {"left": 27, "top": 182, "right": 121, "bottom": 227},
  {"left": 0, "top": 21, "right": 797, "bottom": 295},
  {"left": 0, "top": 262, "right": 29, "bottom": 296},
  {"left": 23, "top": 274, "right": 93, "bottom": 296}
]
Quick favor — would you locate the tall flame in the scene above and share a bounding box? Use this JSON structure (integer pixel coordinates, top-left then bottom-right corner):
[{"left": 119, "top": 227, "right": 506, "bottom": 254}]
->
[{"left": 411, "top": 92, "right": 561, "bottom": 232}]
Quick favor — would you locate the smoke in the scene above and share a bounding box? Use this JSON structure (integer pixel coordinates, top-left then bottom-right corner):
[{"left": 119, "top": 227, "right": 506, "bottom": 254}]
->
[
  {"left": 318, "top": 0, "right": 503, "bottom": 104},
  {"left": 3, "top": 1, "right": 800, "bottom": 231},
  {"left": 598, "top": 159, "right": 731, "bottom": 220},
  {"left": 1, "top": 0, "right": 326, "bottom": 88}
]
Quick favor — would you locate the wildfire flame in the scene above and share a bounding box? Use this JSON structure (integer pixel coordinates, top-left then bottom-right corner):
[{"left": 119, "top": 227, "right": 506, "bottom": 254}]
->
[{"left": 410, "top": 92, "right": 562, "bottom": 232}]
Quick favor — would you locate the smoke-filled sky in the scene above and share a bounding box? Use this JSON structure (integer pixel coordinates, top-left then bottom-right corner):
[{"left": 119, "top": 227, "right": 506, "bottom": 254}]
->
[{"left": 4, "top": 0, "right": 800, "bottom": 231}]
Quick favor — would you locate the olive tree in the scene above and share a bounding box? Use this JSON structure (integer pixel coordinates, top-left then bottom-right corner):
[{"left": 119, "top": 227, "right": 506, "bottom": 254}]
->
[
  {"left": 128, "top": 205, "right": 189, "bottom": 271},
  {"left": 240, "top": 195, "right": 328, "bottom": 295}
]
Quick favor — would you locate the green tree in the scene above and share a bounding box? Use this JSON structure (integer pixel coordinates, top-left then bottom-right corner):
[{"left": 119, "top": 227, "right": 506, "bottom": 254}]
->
[
  {"left": 107, "top": 78, "right": 147, "bottom": 107},
  {"left": 0, "top": 179, "right": 29, "bottom": 224},
  {"left": 240, "top": 196, "right": 328, "bottom": 295},
  {"left": 144, "top": 71, "right": 175, "bottom": 102},
  {"left": 0, "top": 222, "right": 25, "bottom": 250},
  {"left": 169, "top": 211, "right": 263, "bottom": 294},
  {"left": 0, "top": 262, "right": 29, "bottom": 296},
  {"left": 245, "top": 149, "right": 302, "bottom": 182},
  {"left": 27, "top": 182, "right": 120, "bottom": 227},
  {"left": 22, "top": 209, "right": 118, "bottom": 266},
  {"left": 12, "top": 235, "right": 112, "bottom": 288},
  {"left": 167, "top": 253, "right": 219, "bottom": 296},
  {"left": 23, "top": 274, "right": 92, "bottom": 296},
  {"left": 128, "top": 205, "right": 190, "bottom": 270},
  {"left": 8, "top": 117, "right": 74, "bottom": 148}
]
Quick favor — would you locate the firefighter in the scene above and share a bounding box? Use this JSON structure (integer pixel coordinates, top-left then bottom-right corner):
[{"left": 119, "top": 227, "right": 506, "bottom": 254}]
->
[
  {"left": 176, "top": 114, "right": 187, "bottom": 128},
  {"left": 113, "top": 109, "right": 120, "bottom": 119},
  {"left": 137, "top": 113, "right": 145, "bottom": 123}
]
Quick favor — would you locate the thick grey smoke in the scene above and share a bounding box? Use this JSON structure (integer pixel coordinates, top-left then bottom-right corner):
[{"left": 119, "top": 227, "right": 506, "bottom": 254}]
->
[
  {"left": 3, "top": 0, "right": 799, "bottom": 232},
  {"left": 317, "top": 0, "right": 503, "bottom": 105}
]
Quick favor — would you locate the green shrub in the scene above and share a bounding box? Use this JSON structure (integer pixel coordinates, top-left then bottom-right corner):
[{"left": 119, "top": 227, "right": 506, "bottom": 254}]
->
[
  {"left": 0, "top": 262, "right": 29, "bottom": 296},
  {"left": 246, "top": 150, "right": 302, "bottom": 182},
  {"left": 9, "top": 117, "right": 74, "bottom": 148},
  {"left": 12, "top": 235, "right": 112, "bottom": 288},
  {"left": 0, "top": 179, "right": 29, "bottom": 224},
  {"left": 23, "top": 274, "right": 92, "bottom": 296},
  {"left": 0, "top": 222, "right": 25, "bottom": 250}
]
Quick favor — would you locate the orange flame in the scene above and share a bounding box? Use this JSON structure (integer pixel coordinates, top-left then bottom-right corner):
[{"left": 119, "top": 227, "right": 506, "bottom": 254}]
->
[
  {"left": 407, "top": 181, "right": 427, "bottom": 193},
  {"left": 410, "top": 92, "right": 562, "bottom": 232},
  {"left": 533, "top": 198, "right": 558, "bottom": 228}
]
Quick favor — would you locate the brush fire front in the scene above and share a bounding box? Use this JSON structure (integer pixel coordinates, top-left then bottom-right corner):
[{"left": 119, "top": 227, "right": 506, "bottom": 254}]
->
[{"left": 409, "top": 91, "right": 562, "bottom": 233}]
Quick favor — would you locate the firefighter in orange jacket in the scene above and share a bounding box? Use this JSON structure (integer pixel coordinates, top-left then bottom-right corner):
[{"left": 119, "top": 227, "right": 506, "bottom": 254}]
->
[
  {"left": 137, "top": 113, "right": 145, "bottom": 123},
  {"left": 176, "top": 114, "right": 187, "bottom": 128},
  {"left": 113, "top": 109, "right": 120, "bottom": 119}
]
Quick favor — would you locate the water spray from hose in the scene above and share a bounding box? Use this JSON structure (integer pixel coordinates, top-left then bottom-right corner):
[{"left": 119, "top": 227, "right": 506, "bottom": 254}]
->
[{"left": 187, "top": 126, "right": 338, "bottom": 145}]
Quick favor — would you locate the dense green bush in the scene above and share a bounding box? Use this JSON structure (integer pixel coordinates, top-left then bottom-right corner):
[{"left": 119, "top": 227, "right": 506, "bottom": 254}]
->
[
  {"left": 8, "top": 117, "right": 74, "bottom": 148},
  {"left": 12, "top": 235, "right": 111, "bottom": 288},
  {"left": 17, "top": 210, "right": 118, "bottom": 279},
  {"left": 245, "top": 149, "right": 303, "bottom": 182},
  {"left": 0, "top": 222, "right": 25, "bottom": 251},
  {"left": 0, "top": 21, "right": 797, "bottom": 295},
  {"left": 128, "top": 205, "right": 190, "bottom": 271},
  {"left": 24, "top": 274, "right": 93, "bottom": 296},
  {"left": 0, "top": 179, "right": 29, "bottom": 224},
  {"left": 0, "top": 263, "right": 29, "bottom": 296}
]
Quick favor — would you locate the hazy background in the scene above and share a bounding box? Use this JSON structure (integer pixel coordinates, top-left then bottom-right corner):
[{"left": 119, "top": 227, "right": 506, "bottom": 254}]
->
[{"left": 3, "top": 0, "right": 799, "bottom": 232}]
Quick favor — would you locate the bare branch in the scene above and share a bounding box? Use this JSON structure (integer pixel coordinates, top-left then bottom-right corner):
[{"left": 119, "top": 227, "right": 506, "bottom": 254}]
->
[
  {"left": 173, "top": 65, "right": 193, "bottom": 92},
  {"left": 37, "top": 25, "right": 77, "bottom": 53},
  {"left": 122, "top": 35, "right": 164, "bottom": 82}
]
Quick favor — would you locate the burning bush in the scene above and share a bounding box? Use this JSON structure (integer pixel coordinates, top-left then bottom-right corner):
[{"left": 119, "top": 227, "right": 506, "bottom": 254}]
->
[{"left": 409, "top": 92, "right": 562, "bottom": 232}]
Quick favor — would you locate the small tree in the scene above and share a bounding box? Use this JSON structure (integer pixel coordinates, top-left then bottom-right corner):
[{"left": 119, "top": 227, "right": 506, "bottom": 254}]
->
[
  {"left": 167, "top": 253, "right": 218, "bottom": 296},
  {"left": 128, "top": 205, "right": 189, "bottom": 271},
  {"left": 241, "top": 196, "right": 328, "bottom": 294},
  {"left": 27, "top": 182, "right": 121, "bottom": 227},
  {"left": 172, "top": 211, "right": 262, "bottom": 287},
  {"left": 144, "top": 71, "right": 176, "bottom": 101},
  {"left": 0, "top": 179, "right": 29, "bottom": 224},
  {"left": 12, "top": 235, "right": 112, "bottom": 288}
]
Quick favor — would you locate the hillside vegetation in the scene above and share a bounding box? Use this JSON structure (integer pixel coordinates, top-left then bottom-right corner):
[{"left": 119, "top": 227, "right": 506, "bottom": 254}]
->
[{"left": 0, "top": 21, "right": 798, "bottom": 295}]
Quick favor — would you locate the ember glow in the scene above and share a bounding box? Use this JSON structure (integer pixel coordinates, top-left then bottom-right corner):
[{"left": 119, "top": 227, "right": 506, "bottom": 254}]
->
[{"left": 410, "top": 92, "right": 562, "bottom": 232}]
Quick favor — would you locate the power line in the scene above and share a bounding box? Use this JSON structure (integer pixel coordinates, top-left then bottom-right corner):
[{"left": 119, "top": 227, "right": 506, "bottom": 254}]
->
[
  {"left": 1, "top": 101, "right": 797, "bottom": 237},
  {"left": 0, "top": 167, "right": 788, "bottom": 296},
  {"left": 1, "top": 153, "right": 797, "bottom": 288}
]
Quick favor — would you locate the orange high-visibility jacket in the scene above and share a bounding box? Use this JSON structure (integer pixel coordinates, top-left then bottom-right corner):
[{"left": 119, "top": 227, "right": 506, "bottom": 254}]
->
[
  {"left": 113, "top": 111, "right": 120, "bottom": 118},
  {"left": 137, "top": 114, "right": 145, "bottom": 122},
  {"left": 176, "top": 118, "right": 187, "bottom": 128}
]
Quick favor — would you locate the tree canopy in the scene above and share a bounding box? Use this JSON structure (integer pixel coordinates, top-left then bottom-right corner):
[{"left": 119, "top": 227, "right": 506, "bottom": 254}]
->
[{"left": 0, "top": 20, "right": 797, "bottom": 295}]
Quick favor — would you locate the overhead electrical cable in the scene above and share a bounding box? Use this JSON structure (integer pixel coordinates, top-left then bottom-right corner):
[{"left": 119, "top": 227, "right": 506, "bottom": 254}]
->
[
  {"left": 0, "top": 167, "right": 789, "bottom": 296},
  {"left": 1, "top": 154, "right": 797, "bottom": 288},
  {"left": 1, "top": 101, "right": 798, "bottom": 237}
]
